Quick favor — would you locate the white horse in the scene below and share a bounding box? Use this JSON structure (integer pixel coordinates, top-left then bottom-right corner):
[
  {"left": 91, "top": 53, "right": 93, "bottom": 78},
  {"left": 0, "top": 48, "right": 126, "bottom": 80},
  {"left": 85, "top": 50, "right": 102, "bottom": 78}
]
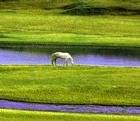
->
[{"left": 51, "top": 52, "right": 74, "bottom": 66}]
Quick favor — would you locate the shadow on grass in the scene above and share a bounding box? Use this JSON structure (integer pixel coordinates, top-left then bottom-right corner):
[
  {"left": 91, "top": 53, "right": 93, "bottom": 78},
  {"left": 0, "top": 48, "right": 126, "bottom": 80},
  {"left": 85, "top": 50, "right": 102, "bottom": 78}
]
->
[
  {"left": 0, "top": 34, "right": 10, "bottom": 38},
  {"left": 61, "top": 3, "right": 140, "bottom": 15}
]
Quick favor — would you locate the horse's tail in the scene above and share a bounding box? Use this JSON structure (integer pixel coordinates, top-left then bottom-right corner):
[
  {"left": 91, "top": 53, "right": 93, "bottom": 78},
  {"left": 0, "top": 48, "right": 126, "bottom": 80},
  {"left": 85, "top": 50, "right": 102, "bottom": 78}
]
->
[{"left": 51, "top": 54, "right": 54, "bottom": 65}]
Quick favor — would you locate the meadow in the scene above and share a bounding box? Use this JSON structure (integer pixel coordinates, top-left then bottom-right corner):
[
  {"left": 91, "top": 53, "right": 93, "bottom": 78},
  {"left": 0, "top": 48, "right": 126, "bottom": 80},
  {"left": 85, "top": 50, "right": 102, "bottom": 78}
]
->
[
  {"left": 0, "top": 0, "right": 140, "bottom": 120},
  {"left": 0, "top": 12, "right": 140, "bottom": 47},
  {"left": 0, "top": 0, "right": 140, "bottom": 47},
  {"left": 0, "top": 109, "right": 140, "bottom": 121},
  {"left": 0, "top": 65, "right": 140, "bottom": 106}
]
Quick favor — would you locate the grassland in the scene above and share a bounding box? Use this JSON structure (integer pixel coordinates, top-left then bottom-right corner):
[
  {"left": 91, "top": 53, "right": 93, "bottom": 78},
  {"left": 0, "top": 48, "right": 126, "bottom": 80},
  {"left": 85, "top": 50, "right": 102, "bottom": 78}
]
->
[
  {"left": 0, "top": 109, "right": 140, "bottom": 121},
  {"left": 0, "top": 0, "right": 140, "bottom": 11},
  {"left": 0, "top": 65, "right": 140, "bottom": 106},
  {"left": 0, "top": 0, "right": 140, "bottom": 120},
  {"left": 0, "top": 12, "right": 140, "bottom": 47},
  {"left": 0, "top": 0, "right": 140, "bottom": 47}
]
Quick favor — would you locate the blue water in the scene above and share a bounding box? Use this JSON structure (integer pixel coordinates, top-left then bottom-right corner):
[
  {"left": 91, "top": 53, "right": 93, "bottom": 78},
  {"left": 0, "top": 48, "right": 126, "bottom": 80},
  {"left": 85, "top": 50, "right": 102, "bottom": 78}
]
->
[
  {"left": 0, "top": 100, "right": 139, "bottom": 114},
  {"left": 0, "top": 48, "right": 140, "bottom": 67}
]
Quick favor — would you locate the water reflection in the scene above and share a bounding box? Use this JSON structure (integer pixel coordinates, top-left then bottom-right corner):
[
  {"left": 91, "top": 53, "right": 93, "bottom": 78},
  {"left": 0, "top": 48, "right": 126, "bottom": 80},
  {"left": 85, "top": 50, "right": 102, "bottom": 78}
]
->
[{"left": 0, "top": 47, "right": 140, "bottom": 67}]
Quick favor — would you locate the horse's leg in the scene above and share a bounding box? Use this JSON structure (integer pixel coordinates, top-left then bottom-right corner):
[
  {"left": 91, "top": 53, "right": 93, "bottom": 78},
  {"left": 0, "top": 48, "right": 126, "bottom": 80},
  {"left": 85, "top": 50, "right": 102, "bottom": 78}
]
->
[
  {"left": 51, "top": 57, "right": 55, "bottom": 66},
  {"left": 54, "top": 59, "right": 56, "bottom": 66},
  {"left": 64, "top": 59, "right": 66, "bottom": 66},
  {"left": 64, "top": 59, "right": 68, "bottom": 66},
  {"left": 63, "top": 59, "right": 65, "bottom": 66},
  {"left": 70, "top": 59, "right": 73, "bottom": 65},
  {"left": 51, "top": 57, "right": 56, "bottom": 66},
  {"left": 51, "top": 59, "right": 54, "bottom": 66}
]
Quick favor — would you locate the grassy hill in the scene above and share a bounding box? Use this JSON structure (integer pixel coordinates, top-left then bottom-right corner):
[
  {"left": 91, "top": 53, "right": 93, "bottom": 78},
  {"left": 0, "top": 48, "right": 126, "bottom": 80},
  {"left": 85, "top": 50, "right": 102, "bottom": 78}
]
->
[
  {"left": 0, "top": 0, "right": 140, "bottom": 47},
  {"left": 0, "top": 0, "right": 140, "bottom": 15}
]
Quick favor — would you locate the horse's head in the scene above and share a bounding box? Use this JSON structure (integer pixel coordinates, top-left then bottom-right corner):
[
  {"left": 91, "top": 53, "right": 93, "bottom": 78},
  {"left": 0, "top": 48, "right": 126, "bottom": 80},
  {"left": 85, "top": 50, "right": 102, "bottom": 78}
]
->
[{"left": 69, "top": 57, "right": 74, "bottom": 65}]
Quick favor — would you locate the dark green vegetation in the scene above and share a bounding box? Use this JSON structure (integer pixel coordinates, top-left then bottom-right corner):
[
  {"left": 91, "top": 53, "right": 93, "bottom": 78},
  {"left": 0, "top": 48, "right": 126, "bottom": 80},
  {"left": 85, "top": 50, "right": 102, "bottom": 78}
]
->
[
  {"left": 0, "top": 65, "right": 140, "bottom": 105},
  {"left": 3, "top": 46, "right": 140, "bottom": 58},
  {"left": 0, "top": 0, "right": 140, "bottom": 15},
  {"left": 0, "top": 109, "right": 140, "bottom": 121}
]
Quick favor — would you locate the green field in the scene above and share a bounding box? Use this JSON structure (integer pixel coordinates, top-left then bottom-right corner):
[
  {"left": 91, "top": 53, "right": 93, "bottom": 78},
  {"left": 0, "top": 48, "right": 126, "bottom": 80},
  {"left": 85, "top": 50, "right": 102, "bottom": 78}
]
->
[
  {"left": 0, "top": 0, "right": 140, "bottom": 47},
  {"left": 0, "top": 12, "right": 140, "bottom": 47},
  {"left": 0, "top": 109, "right": 140, "bottom": 121},
  {"left": 0, "top": 0, "right": 140, "bottom": 12},
  {"left": 0, "top": 65, "right": 140, "bottom": 106},
  {"left": 0, "top": 0, "right": 140, "bottom": 120}
]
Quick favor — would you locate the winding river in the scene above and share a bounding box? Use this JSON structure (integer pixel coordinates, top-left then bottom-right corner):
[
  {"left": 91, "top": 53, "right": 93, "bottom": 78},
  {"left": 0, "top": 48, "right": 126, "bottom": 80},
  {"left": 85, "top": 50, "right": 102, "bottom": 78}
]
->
[{"left": 0, "top": 100, "right": 140, "bottom": 114}]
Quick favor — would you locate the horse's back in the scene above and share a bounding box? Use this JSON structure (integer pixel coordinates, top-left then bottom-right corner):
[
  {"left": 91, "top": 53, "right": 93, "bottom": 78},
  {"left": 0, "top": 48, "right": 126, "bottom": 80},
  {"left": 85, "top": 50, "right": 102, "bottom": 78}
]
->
[{"left": 52, "top": 52, "right": 71, "bottom": 59}]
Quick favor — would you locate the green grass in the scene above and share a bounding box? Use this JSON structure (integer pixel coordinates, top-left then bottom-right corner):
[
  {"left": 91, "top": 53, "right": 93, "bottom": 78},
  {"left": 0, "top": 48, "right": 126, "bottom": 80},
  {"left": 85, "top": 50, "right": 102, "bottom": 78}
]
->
[
  {"left": 0, "top": 109, "right": 140, "bottom": 121},
  {"left": 0, "top": 0, "right": 140, "bottom": 47},
  {"left": 0, "top": 1, "right": 140, "bottom": 120},
  {"left": 0, "top": 12, "right": 140, "bottom": 47},
  {"left": 0, "top": 0, "right": 140, "bottom": 11},
  {"left": 0, "top": 65, "right": 140, "bottom": 105}
]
